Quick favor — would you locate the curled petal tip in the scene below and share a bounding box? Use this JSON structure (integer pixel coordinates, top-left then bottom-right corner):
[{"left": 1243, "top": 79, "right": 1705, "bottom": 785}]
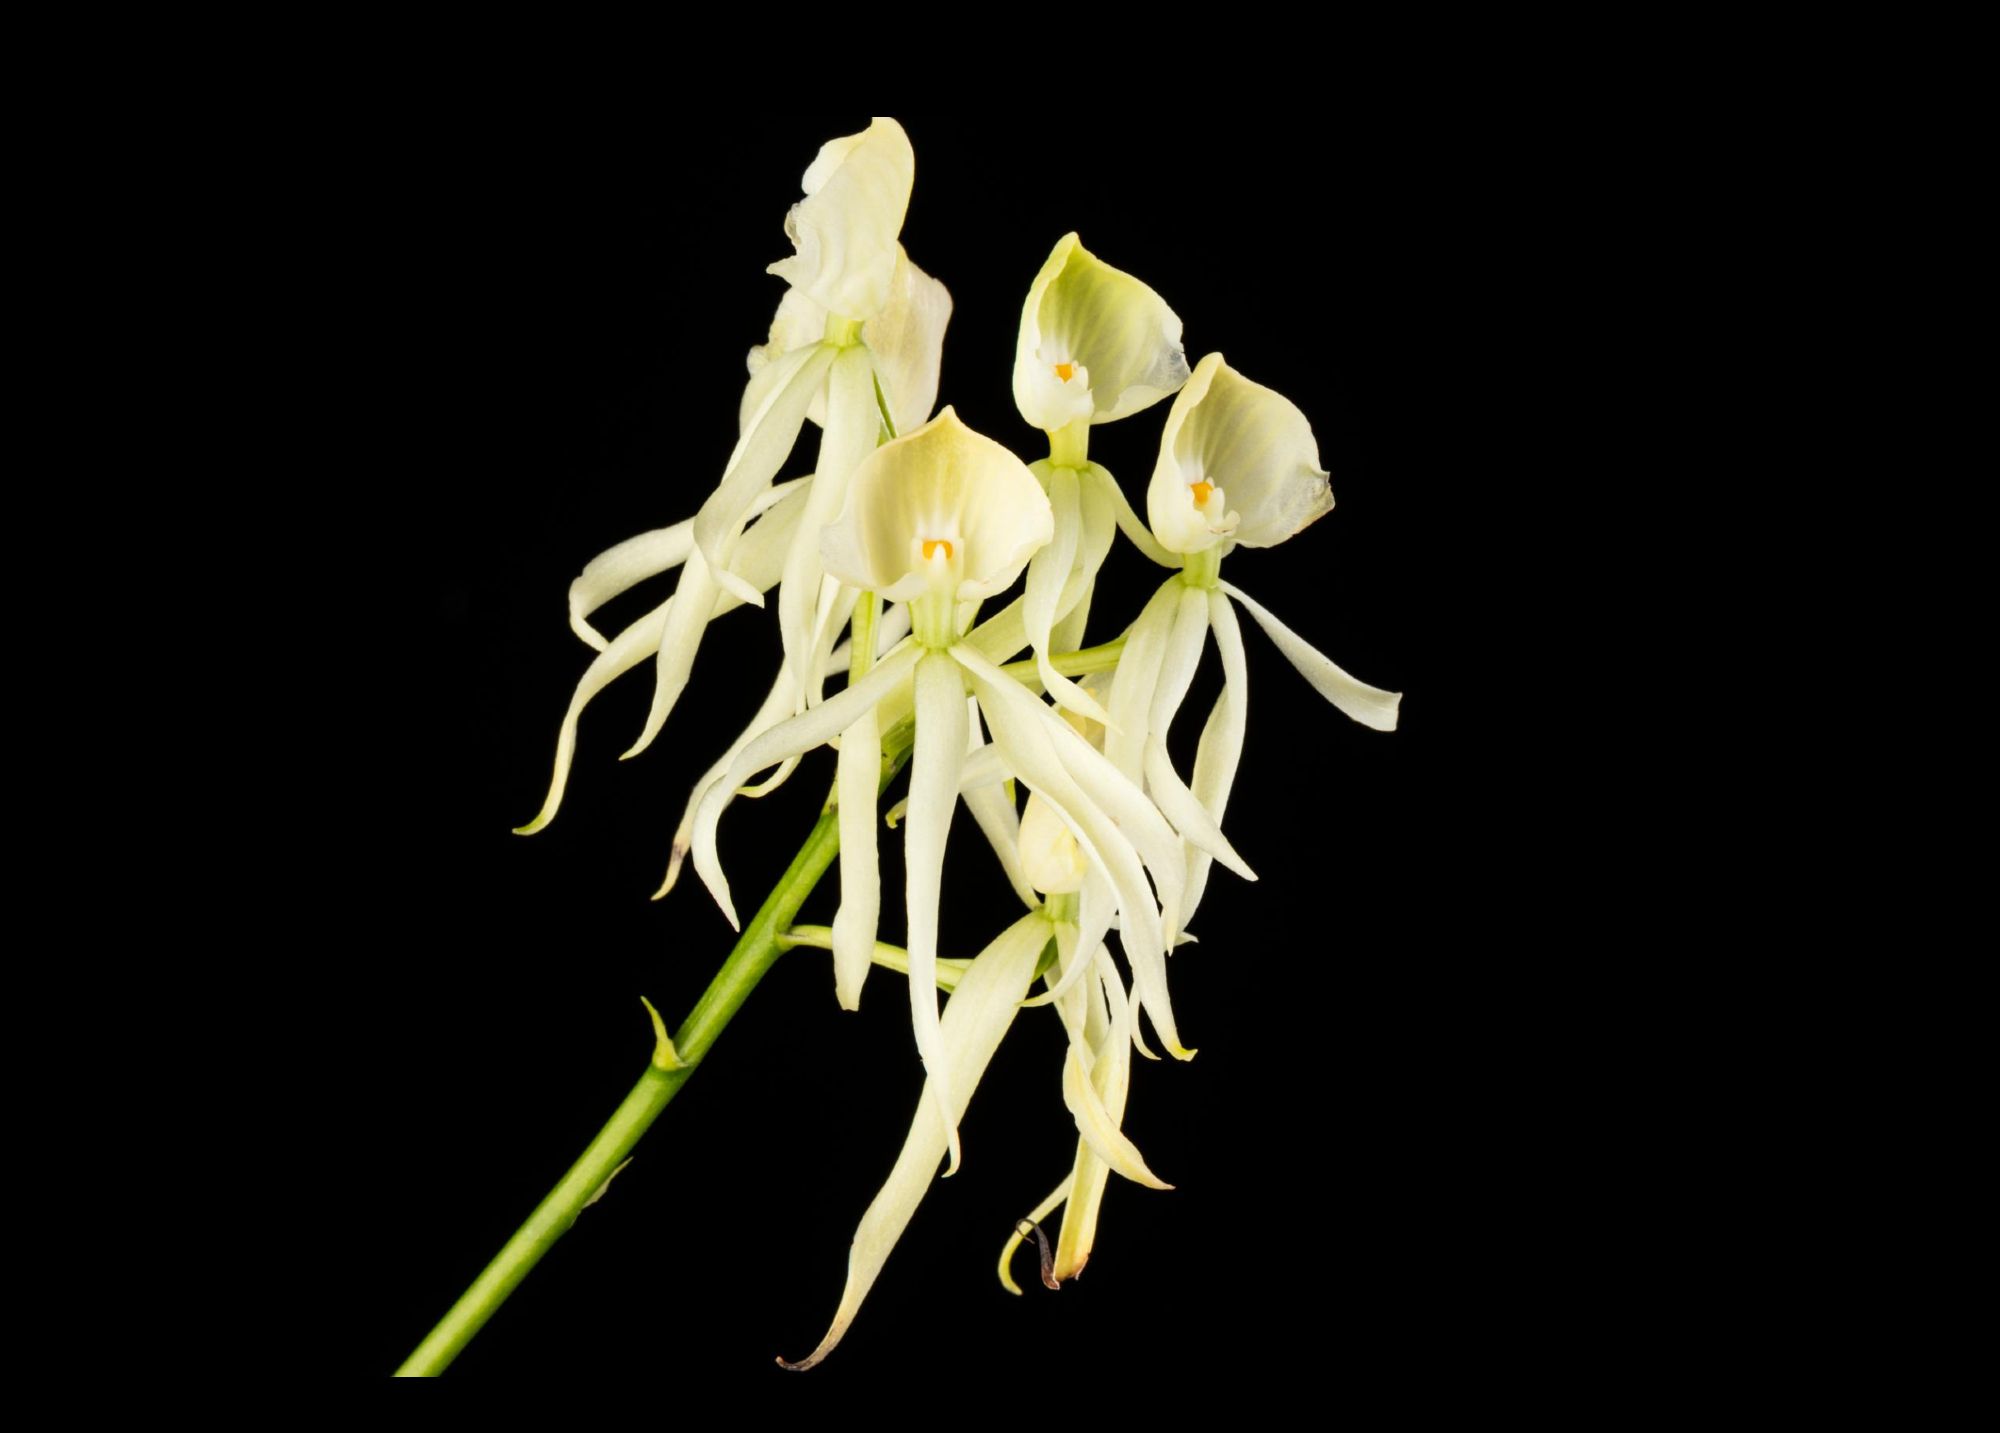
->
[
  {"left": 511, "top": 815, "right": 551, "bottom": 837},
  {"left": 1168, "top": 1044, "right": 1199, "bottom": 1062},
  {"left": 775, "top": 1351, "right": 825, "bottom": 1373},
  {"left": 650, "top": 844, "right": 688, "bottom": 901}
]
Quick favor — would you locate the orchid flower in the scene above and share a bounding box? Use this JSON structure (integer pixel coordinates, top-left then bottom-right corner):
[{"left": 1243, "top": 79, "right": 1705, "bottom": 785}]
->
[
  {"left": 1012, "top": 234, "right": 1190, "bottom": 728},
  {"left": 513, "top": 117, "right": 948, "bottom": 838},
  {"left": 1117, "top": 351, "right": 1402, "bottom": 939},
  {"left": 688, "top": 409, "right": 1198, "bottom": 1172}
]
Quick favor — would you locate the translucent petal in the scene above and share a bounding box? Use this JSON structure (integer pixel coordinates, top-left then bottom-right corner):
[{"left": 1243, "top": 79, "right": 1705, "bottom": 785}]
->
[
  {"left": 1148, "top": 352, "right": 1333, "bottom": 556},
  {"left": 513, "top": 597, "right": 670, "bottom": 836},
  {"left": 1219, "top": 581, "right": 1402, "bottom": 731},
  {"left": 1013, "top": 233, "right": 1188, "bottom": 432},
  {"left": 691, "top": 641, "right": 922, "bottom": 928},
  {"left": 779, "top": 910, "right": 1048, "bottom": 1370},
  {"left": 864, "top": 249, "right": 951, "bottom": 435},
  {"left": 766, "top": 116, "right": 914, "bottom": 324},
  {"left": 905, "top": 652, "right": 971, "bottom": 1173},
  {"left": 693, "top": 342, "right": 837, "bottom": 606}
]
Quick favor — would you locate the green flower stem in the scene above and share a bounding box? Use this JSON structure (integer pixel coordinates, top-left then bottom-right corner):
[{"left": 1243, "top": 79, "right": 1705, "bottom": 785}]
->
[
  {"left": 999, "top": 636, "right": 1127, "bottom": 685},
  {"left": 396, "top": 753, "right": 910, "bottom": 1378}
]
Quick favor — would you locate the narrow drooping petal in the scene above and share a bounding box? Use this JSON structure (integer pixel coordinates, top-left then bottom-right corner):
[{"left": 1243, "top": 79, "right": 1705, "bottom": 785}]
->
[
  {"left": 513, "top": 597, "right": 671, "bottom": 836},
  {"left": 1147, "top": 352, "right": 1334, "bottom": 556},
  {"left": 778, "top": 910, "right": 1048, "bottom": 1371},
  {"left": 1148, "top": 581, "right": 1212, "bottom": 738},
  {"left": 1104, "top": 579, "right": 1183, "bottom": 778},
  {"left": 766, "top": 116, "right": 915, "bottom": 324},
  {"left": 821, "top": 408, "right": 1053, "bottom": 606},
  {"left": 954, "top": 644, "right": 1170, "bottom": 999},
  {"left": 1180, "top": 590, "right": 1251, "bottom": 930},
  {"left": 690, "top": 641, "right": 923, "bottom": 928},
  {"left": 653, "top": 605, "right": 910, "bottom": 901},
  {"left": 779, "top": 346, "right": 878, "bottom": 702},
  {"left": 1143, "top": 737, "right": 1255, "bottom": 882},
  {"left": 959, "top": 698, "right": 1038, "bottom": 909},
  {"left": 693, "top": 342, "right": 837, "bottom": 606},
  {"left": 1013, "top": 233, "right": 1189, "bottom": 432},
  {"left": 1219, "top": 581, "right": 1402, "bottom": 731},
  {"left": 905, "top": 651, "right": 970, "bottom": 1173},
  {"left": 830, "top": 696, "right": 881, "bottom": 1011},
  {"left": 1023, "top": 464, "right": 1112, "bottom": 725},
  {"left": 567, "top": 479, "right": 809, "bottom": 651},
  {"left": 1053, "top": 951, "right": 1144, "bottom": 1281}
]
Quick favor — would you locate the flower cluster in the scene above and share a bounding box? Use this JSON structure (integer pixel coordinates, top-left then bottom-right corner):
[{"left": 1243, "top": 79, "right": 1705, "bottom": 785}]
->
[{"left": 519, "top": 117, "right": 1400, "bottom": 1369}]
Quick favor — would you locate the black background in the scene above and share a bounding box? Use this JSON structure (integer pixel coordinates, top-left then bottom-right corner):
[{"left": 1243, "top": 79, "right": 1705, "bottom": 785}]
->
[{"left": 300, "top": 113, "right": 1579, "bottom": 1395}]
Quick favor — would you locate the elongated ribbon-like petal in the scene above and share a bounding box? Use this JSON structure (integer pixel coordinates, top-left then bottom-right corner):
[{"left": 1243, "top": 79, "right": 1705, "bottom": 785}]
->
[
  {"left": 779, "top": 910, "right": 1049, "bottom": 1371},
  {"left": 780, "top": 346, "right": 879, "bottom": 703},
  {"left": 831, "top": 693, "right": 881, "bottom": 1011},
  {"left": 568, "top": 479, "right": 807, "bottom": 651},
  {"left": 690, "top": 641, "right": 922, "bottom": 928},
  {"left": 1180, "top": 589, "right": 1251, "bottom": 931},
  {"left": 653, "top": 605, "right": 909, "bottom": 900},
  {"left": 905, "top": 650, "right": 970, "bottom": 1173},
  {"left": 693, "top": 342, "right": 837, "bottom": 607},
  {"left": 513, "top": 597, "right": 671, "bottom": 836},
  {"left": 1104, "top": 579, "right": 1183, "bottom": 778},
  {"left": 1143, "top": 737, "right": 1255, "bottom": 883},
  {"left": 1013, "top": 233, "right": 1188, "bottom": 432},
  {"left": 959, "top": 698, "right": 1038, "bottom": 909},
  {"left": 954, "top": 642, "right": 1187, "bottom": 1054},
  {"left": 1053, "top": 950, "right": 1144, "bottom": 1280},
  {"left": 1024, "top": 464, "right": 1112, "bottom": 725},
  {"left": 766, "top": 117, "right": 914, "bottom": 324},
  {"left": 1218, "top": 581, "right": 1402, "bottom": 731},
  {"left": 1148, "top": 581, "right": 1212, "bottom": 739}
]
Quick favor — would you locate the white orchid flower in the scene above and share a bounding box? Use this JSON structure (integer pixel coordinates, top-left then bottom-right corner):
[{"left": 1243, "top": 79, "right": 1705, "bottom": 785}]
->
[
  {"left": 687, "top": 409, "right": 1193, "bottom": 1173},
  {"left": 1013, "top": 232, "right": 1189, "bottom": 436},
  {"left": 1010, "top": 234, "right": 1190, "bottom": 728},
  {"left": 1113, "top": 351, "right": 1400, "bottom": 939},
  {"left": 516, "top": 119, "right": 948, "bottom": 839}
]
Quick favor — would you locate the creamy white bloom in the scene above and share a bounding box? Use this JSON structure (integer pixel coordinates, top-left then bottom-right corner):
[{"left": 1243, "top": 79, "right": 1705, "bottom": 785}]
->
[
  {"left": 1013, "top": 233, "right": 1189, "bottom": 433},
  {"left": 820, "top": 407, "right": 1052, "bottom": 609},
  {"left": 1147, "top": 352, "right": 1334, "bottom": 556},
  {"left": 765, "top": 116, "right": 915, "bottom": 323}
]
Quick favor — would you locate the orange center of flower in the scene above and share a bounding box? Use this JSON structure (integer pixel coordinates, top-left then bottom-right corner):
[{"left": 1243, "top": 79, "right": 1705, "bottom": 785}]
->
[
  {"left": 1190, "top": 481, "right": 1214, "bottom": 507},
  {"left": 1054, "top": 362, "right": 1075, "bottom": 383},
  {"left": 922, "top": 539, "right": 953, "bottom": 561}
]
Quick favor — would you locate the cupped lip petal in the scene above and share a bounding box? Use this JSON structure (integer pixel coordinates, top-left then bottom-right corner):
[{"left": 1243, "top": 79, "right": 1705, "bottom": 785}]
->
[
  {"left": 765, "top": 116, "right": 914, "bottom": 323},
  {"left": 821, "top": 407, "right": 1052, "bottom": 601},
  {"left": 1148, "top": 352, "right": 1333, "bottom": 555},
  {"left": 1013, "top": 233, "right": 1189, "bottom": 433}
]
